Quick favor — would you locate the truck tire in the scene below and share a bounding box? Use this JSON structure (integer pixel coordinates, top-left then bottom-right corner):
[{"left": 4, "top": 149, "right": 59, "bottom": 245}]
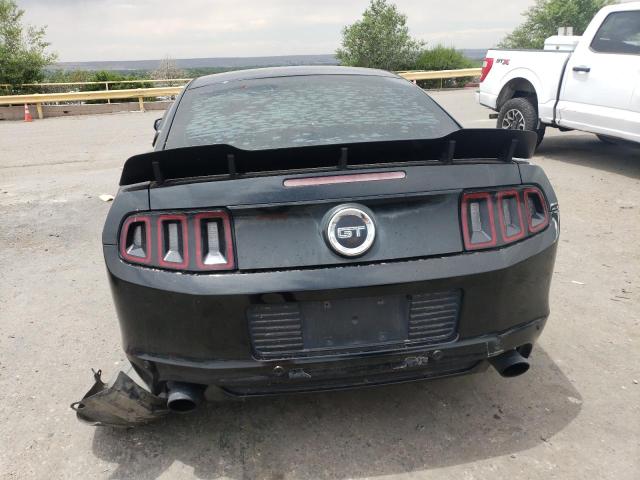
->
[{"left": 498, "top": 97, "right": 546, "bottom": 147}]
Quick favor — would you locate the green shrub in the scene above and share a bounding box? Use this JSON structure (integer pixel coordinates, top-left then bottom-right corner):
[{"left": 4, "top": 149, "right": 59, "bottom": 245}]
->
[
  {"left": 414, "top": 45, "right": 474, "bottom": 89},
  {"left": 81, "top": 71, "right": 152, "bottom": 103}
]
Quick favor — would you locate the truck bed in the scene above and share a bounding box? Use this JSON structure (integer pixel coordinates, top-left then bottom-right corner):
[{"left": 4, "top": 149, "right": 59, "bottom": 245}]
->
[{"left": 478, "top": 49, "right": 571, "bottom": 124}]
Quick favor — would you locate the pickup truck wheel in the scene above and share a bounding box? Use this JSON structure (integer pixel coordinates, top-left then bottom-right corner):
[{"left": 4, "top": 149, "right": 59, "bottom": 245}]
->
[{"left": 498, "top": 97, "right": 545, "bottom": 146}]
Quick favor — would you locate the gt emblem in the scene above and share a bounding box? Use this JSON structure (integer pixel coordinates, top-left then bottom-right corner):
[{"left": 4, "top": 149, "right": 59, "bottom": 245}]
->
[
  {"left": 337, "top": 226, "right": 366, "bottom": 239},
  {"left": 324, "top": 205, "right": 376, "bottom": 257}
]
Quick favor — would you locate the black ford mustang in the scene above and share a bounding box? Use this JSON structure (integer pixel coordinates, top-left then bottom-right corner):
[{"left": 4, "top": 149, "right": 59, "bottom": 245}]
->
[{"left": 74, "top": 66, "right": 559, "bottom": 425}]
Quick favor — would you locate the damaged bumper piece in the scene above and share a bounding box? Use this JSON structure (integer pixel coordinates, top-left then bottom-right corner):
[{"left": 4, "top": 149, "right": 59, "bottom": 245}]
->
[{"left": 71, "top": 369, "right": 168, "bottom": 427}]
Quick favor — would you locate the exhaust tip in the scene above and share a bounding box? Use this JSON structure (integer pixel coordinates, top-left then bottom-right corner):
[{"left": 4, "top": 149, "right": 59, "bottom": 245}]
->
[
  {"left": 490, "top": 349, "right": 530, "bottom": 378},
  {"left": 166, "top": 382, "right": 203, "bottom": 413},
  {"left": 167, "top": 397, "right": 198, "bottom": 413},
  {"left": 500, "top": 361, "right": 530, "bottom": 378}
]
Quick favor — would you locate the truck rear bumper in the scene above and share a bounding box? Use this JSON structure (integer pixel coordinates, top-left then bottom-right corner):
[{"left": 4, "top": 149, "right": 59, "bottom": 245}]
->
[{"left": 477, "top": 90, "right": 498, "bottom": 110}]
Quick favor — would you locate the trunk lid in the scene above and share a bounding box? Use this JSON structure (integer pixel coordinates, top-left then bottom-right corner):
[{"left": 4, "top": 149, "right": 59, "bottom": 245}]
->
[
  {"left": 147, "top": 163, "right": 521, "bottom": 270},
  {"left": 127, "top": 130, "right": 535, "bottom": 271}
]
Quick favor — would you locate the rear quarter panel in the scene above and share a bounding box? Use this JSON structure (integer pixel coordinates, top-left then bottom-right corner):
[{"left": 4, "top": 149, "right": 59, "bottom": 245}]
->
[{"left": 102, "top": 187, "right": 150, "bottom": 245}]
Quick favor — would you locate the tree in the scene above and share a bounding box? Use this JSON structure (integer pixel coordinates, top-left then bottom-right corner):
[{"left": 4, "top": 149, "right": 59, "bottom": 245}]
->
[
  {"left": 499, "top": 0, "right": 616, "bottom": 49},
  {"left": 336, "top": 0, "right": 423, "bottom": 71},
  {"left": 0, "top": 0, "right": 56, "bottom": 87},
  {"left": 152, "top": 56, "right": 187, "bottom": 80}
]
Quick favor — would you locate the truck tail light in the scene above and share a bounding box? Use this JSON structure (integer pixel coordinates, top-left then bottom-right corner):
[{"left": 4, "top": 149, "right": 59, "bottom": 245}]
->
[
  {"left": 480, "top": 57, "right": 494, "bottom": 82},
  {"left": 461, "top": 186, "right": 549, "bottom": 251},
  {"left": 119, "top": 210, "right": 235, "bottom": 272}
]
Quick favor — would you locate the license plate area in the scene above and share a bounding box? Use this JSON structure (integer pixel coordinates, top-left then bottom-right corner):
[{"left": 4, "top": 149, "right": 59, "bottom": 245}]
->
[
  {"left": 247, "top": 290, "right": 461, "bottom": 359},
  {"left": 301, "top": 296, "right": 408, "bottom": 351}
]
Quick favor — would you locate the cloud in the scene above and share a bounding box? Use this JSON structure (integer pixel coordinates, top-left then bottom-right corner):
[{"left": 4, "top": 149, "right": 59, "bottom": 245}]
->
[{"left": 18, "top": 0, "right": 536, "bottom": 61}]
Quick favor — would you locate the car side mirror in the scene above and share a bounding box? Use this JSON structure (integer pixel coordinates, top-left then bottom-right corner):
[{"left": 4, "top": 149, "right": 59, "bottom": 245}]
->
[{"left": 153, "top": 118, "right": 163, "bottom": 131}]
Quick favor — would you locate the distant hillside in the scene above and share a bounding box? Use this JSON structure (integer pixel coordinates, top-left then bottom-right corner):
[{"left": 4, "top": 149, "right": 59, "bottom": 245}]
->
[
  {"left": 51, "top": 55, "right": 339, "bottom": 72},
  {"left": 51, "top": 50, "right": 488, "bottom": 72}
]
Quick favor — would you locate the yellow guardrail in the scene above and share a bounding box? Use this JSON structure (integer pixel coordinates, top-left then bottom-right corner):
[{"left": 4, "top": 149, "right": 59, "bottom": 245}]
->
[
  {"left": 0, "top": 78, "right": 191, "bottom": 89},
  {"left": 0, "top": 68, "right": 481, "bottom": 119},
  {"left": 0, "top": 86, "right": 184, "bottom": 119},
  {"left": 397, "top": 68, "right": 482, "bottom": 81}
]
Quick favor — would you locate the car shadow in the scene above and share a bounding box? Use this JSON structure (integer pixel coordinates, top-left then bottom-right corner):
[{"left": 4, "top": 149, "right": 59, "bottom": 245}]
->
[
  {"left": 91, "top": 346, "right": 581, "bottom": 479},
  {"left": 536, "top": 133, "right": 640, "bottom": 180}
]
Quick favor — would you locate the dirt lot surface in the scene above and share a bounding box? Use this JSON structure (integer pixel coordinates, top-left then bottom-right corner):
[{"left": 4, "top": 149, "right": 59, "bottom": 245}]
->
[{"left": 0, "top": 90, "right": 638, "bottom": 479}]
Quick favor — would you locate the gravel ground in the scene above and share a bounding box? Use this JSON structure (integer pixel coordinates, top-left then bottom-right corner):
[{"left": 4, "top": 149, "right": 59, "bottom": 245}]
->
[{"left": 0, "top": 90, "right": 638, "bottom": 479}]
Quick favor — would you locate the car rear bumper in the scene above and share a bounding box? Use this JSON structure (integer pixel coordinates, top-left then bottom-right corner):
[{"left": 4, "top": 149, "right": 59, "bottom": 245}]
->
[
  {"left": 104, "top": 217, "right": 558, "bottom": 395},
  {"left": 138, "top": 317, "right": 546, "bottom": 396}
]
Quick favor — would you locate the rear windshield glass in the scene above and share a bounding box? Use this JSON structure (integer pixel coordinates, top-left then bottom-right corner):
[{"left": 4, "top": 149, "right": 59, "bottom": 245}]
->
[{"left": 165, "top": 75, "right": 459, "bottom": 150}]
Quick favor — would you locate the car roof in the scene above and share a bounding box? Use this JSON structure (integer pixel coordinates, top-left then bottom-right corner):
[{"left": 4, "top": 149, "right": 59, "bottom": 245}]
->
[{"left": 187, "top": 66, "right": 399, "bottom": 90}]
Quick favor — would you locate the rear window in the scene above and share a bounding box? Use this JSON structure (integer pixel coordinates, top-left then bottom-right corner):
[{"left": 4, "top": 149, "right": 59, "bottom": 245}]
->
[{"left": 165, "top": 75, "right": 459, "bottom": 150}]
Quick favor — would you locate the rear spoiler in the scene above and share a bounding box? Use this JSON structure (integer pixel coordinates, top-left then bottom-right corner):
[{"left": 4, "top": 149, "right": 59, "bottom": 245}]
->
[{"left": 120, "top": 129, "right": 537, "bottom": 186}]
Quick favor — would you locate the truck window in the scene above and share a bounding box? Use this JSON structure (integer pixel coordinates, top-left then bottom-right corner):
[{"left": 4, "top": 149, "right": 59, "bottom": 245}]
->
[{"left": 590, "top": 11, "right": 640, "bottom": 55}]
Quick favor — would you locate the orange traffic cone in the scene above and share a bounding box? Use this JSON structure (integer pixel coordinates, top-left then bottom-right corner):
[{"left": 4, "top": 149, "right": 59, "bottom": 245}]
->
[{"left": 24, "top": 104, "right": 33, "bottom": 122}]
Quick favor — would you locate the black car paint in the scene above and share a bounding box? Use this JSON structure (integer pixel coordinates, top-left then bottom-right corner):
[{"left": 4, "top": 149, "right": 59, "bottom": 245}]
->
[
  {"left": 104, "top": 163, "right": 558, "bottom": 395},
  {"left": 101, "top": 67, "right": 559, "bottom": 400}
]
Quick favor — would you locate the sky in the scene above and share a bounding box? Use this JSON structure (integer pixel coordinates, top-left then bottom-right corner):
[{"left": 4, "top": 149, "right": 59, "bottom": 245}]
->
[{"left": 18, "top": 0, "right": 540, "bottom": 62}]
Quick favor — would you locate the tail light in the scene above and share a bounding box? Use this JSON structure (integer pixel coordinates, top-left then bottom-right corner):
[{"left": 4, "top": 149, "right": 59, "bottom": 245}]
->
[
  {"left": 119, "top": 209, "right": 235, "bottom": 271},
  {"left": 157, "top": 214, "right": 189, "bottom": 269},
  {"left": 524, "top": 188, "right": 549, "bottom": 233},
  {"left": 194, "top": 212, "right": 235, "bottom": 270},
  {"left": 461, "top": 192, "right": 497, "bottom": 249},
  {"left": 461, "top": 186, "right": 549, "bottom": 251},
  {"left": 480, "top": 57, "right": 494, "bottom": 82},
  {"left": 497, "top": 190, "right": 525, "bottom": 242},
  {"left": 120, "top": 216, "right": 152, "bottom": 264}
]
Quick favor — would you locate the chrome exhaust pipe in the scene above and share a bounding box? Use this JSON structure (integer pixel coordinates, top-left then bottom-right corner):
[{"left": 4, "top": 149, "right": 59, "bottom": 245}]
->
[
  {"left": 166, "top": 382, "right": 204, "bottom": 413},
  {"left": 489, "top": 350, "right": 530, "bottom": 378}
]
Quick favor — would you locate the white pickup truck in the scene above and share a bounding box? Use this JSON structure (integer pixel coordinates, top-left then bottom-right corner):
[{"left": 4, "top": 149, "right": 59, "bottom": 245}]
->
[{"left": 478, "top": 2, "right": 640, "bottom": 146}]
